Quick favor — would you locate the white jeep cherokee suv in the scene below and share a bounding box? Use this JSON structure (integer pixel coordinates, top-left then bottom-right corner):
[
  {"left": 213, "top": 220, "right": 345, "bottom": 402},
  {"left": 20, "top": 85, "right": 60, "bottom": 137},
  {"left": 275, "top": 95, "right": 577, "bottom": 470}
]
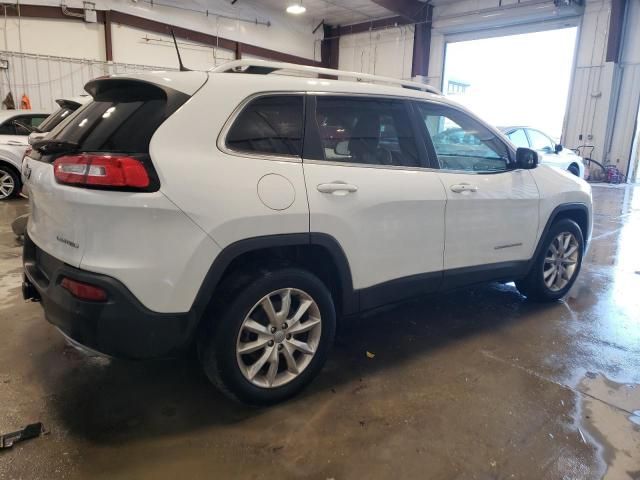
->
[{"left": 22, "top": 60, "right": 592, "bottom": 405}]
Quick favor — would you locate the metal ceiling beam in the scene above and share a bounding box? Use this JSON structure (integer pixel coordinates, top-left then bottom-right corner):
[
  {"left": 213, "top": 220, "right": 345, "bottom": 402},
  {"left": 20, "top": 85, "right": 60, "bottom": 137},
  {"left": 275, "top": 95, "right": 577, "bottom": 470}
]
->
[
  {"left": 605, "top": 0, "right": 627, "bottom": 63},
  {"left": 321, "top": 24, "right": 340, "bottom": 71},
  {"left": 370, "top": 0, "right": 428, "bottom": 22},
  {"left": 334, "top": 15, "right": 413, "bottom": 36},
  {"left": 411, "top": 4, "right": 433, "bottom": 78}
]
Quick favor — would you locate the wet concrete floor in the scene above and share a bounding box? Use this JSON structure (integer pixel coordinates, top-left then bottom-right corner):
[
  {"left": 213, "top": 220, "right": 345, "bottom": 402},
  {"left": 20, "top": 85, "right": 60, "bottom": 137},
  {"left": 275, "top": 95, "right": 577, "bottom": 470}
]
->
[{"left": 0, "top": 184, "right": 639, "bottom": 479}]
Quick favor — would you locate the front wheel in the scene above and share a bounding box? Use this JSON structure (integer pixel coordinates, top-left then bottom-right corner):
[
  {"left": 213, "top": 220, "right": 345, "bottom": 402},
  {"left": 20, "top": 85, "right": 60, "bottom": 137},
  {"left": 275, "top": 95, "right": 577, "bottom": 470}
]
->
[
  {"left": 516, "top": 219, "right": 584, "bottom": 302},
  {"left": 199, "top": 268, "right": 336, "bottom": 405}
]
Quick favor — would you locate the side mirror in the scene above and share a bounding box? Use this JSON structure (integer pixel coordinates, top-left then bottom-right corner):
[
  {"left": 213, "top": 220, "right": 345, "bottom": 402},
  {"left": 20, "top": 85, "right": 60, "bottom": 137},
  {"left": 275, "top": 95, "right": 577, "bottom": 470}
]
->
[
  {"left": 334, "top": 140, "right": 350, "bottom": 156},
  {"left": 515, "top": 147, "right": 538, "bottom": 169},
  {"left": 555, "top": 144, "right": 563, "bottom": 154}
]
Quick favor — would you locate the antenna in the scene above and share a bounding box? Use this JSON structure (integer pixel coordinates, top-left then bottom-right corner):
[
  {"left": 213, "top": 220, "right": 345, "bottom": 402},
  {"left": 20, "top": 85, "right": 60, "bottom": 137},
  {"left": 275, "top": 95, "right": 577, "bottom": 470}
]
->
[{"left": 170, "top": 29, "right": 190, "bottom": 72}]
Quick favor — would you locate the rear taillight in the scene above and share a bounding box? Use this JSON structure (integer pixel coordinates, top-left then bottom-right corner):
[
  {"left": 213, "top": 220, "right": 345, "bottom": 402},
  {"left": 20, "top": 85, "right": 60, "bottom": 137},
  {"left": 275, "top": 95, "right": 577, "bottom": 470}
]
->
[
  {"left": 61, "top": 277, "right": 108, "bottom": 302},
  {"left": 53, "top": 154, "right": 150, "bottom": 189}
]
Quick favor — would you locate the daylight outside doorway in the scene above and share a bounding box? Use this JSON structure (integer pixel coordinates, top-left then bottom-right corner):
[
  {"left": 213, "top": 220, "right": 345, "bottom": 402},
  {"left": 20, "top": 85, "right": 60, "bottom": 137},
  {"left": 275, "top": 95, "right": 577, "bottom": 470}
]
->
[{"left": 443, "top": 27, "right": 578, "bottom": 142}]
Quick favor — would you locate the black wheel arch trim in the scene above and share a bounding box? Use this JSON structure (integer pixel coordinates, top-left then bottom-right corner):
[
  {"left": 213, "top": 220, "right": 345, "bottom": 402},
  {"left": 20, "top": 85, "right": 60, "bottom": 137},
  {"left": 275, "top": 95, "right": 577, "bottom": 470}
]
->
[
  {"left": 528, "top": 202, "right": 590, "bottom": 271},
  {"left": 189, "top": 232, "right": 358, "bottom": 323}
]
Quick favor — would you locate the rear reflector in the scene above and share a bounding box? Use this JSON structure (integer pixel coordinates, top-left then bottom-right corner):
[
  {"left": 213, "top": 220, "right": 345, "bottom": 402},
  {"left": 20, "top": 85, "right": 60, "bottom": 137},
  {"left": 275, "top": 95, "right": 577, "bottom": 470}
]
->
[
  {"left": 61, "top": 277, "right": 108, "bottom": 302},
  {"left": 53, "top": 154, "right": 150, "bottom": 189}
]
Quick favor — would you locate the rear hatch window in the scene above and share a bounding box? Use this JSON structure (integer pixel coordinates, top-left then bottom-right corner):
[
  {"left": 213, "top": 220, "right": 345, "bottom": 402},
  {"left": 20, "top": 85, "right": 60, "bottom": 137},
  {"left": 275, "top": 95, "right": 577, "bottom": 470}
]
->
[{"left": 40, "top": 80, "right": 189, "bottom": 158}]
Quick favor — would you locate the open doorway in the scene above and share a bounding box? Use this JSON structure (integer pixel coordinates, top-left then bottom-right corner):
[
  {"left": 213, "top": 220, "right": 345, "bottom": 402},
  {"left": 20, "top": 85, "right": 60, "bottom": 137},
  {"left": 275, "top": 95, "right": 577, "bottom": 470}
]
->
[{"left": 442, "top": 27, "right": 578, "bottom": 142}]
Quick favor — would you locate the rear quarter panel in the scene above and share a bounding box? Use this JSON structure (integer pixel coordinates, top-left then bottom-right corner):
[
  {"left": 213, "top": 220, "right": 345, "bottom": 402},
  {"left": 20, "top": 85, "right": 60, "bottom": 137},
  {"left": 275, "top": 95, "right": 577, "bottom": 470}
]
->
[
  {"left": 150, "top": 74, "right": 310, "bottom": 249},
  {"left": 24, "top": 155, "right": 220, "bottom": 313}
]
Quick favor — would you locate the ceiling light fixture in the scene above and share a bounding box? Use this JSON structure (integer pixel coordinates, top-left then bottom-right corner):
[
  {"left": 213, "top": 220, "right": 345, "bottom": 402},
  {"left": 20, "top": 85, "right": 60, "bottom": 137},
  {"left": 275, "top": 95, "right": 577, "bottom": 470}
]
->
[{"left": 286, "top": 2, "right": 306, "bottom": 14}]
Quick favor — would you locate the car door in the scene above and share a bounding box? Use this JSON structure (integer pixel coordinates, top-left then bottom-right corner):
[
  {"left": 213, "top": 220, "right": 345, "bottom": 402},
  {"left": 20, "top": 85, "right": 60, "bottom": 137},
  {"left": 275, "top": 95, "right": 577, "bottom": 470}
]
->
[
  {"left": 302, "top": 95, "right": 447, "bottom": 310},
  {"left": 413, "top": 101, "right": 539, "bottom": 279}
]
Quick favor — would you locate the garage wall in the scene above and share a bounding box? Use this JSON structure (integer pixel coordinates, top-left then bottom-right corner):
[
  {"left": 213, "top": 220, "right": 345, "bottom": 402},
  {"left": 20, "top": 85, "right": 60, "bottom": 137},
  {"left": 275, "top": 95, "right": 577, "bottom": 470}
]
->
[
  {"left": 0, "top": 0, "right": 321, "bottom": 64},
  {"left": 0, "top": 0, "right": 323, "bottom": 114},
  {"left": 0, "top": 17, "right": 105, "bottom": 60},
  {"left": 110, "top": 24, "right": 235, "bottom": 70},
  {"left": 601, "top": 0, "right": 640, "bottom": 176},
  {"left": 563, "top": 0, "right": 615, "bottom": 165},
  {"left": 338, "top": 27, "right": 415, "bottom": 80},
  {"left": 0, "top": 51, "right": 172, "bottom": 112},
  {"left": 563, "top": 0, "right": 640, "bottom": 174}
]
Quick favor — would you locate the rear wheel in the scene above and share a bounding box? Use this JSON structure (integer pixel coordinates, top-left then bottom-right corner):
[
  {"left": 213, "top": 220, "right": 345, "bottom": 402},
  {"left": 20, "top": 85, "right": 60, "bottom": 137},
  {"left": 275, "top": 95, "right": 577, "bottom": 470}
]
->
[
  {"left": 0, "top": 165, "right": 20, "bottom": 200},
  {"left": 199, "top": 267, "right": 336, "bottom": 405},
  {"left": 516, "top": 219, "right": 584, "bottom": 302}
]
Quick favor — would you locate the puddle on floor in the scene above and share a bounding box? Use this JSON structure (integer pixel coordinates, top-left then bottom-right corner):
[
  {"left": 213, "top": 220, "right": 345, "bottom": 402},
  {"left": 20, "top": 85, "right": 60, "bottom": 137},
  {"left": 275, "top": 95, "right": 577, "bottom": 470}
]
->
[{"left": 578, "top": 373, "right": 640, "bottom": 479}]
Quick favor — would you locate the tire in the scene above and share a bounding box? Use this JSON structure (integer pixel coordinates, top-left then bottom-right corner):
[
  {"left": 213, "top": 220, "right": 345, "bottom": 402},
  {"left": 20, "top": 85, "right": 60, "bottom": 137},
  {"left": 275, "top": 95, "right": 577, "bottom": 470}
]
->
[
  {"left": 516, "top": 219, "right": 584, "bottom": 302},
  {"left": 199, "top": 267, "right": 336, "bottom": 405},
  {"left": 0, "top": 164, "right": 21, "bottom": 200},
  {"left": 568, "top": 164, "right": 580, "bottom": 177}
]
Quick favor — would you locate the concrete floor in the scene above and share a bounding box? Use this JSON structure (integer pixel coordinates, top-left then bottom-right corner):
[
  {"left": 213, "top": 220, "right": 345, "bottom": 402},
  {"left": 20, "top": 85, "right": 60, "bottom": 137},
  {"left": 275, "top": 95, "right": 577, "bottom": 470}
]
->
[{"left": 1, "top": 185, "right": 639, "bottom": 480}]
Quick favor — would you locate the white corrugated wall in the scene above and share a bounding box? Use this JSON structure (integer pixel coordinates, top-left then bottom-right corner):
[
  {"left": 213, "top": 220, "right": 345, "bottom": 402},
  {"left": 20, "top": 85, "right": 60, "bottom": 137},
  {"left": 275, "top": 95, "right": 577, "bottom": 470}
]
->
[{"left": 0, "top": 51, "right": 177, "bottom": 113}]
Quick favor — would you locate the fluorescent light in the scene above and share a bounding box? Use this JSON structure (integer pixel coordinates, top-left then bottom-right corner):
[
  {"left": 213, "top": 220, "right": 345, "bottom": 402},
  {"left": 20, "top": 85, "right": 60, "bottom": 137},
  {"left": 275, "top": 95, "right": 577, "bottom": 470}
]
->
[{"left": 286, "top": 4, "right": 306, "bottom": 14}]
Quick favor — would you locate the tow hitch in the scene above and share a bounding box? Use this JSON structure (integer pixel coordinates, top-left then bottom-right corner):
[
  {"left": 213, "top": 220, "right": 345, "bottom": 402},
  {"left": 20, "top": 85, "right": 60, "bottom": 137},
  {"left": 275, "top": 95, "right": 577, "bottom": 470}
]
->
[{"left": 22, "top": 275, "right": 40, "bottom": 302}]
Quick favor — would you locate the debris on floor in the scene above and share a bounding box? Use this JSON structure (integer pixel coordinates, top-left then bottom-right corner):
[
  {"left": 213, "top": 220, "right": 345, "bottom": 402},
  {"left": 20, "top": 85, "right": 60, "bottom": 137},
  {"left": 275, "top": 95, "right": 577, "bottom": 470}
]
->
[{"left": 0, "top": 423, "right": 46, "bottom": 450}]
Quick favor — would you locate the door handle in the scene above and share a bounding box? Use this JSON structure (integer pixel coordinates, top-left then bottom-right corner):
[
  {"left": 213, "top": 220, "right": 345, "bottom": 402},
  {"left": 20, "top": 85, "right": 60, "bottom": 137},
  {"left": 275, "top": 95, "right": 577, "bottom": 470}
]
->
[
  {"left": 450, "top": 183, "right": 478, "bottom": 193},
  {"left": 317, "top": 182, "right": 358, "bottom": 195},
  {"left": 7, "top": 140, "right": 25, "bottom": 146}
]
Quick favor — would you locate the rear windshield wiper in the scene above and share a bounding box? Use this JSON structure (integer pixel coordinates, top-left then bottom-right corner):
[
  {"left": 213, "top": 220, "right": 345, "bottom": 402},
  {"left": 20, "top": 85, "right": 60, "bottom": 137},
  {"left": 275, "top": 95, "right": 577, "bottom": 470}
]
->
[{"left": 32, "top": 139, "right": 79, "bottom": 155}]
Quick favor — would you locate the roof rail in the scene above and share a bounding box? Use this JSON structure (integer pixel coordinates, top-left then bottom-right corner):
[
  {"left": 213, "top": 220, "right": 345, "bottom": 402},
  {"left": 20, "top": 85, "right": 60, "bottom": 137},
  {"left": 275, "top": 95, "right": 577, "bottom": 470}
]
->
[{"left": 210, "top": 59, "right": 441, "bottom": 95}]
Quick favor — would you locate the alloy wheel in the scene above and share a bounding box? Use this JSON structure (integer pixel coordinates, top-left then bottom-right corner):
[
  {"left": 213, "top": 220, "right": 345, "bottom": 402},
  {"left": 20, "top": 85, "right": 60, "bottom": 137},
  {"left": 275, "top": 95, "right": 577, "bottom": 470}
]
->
[
  {"left": 543, "top": 232, "right": 579, "bottom": 292},
  {"left": 236, "top": 288, "right": 322, "bottom": 388},
  {"left": 0, "top": 170, "right": 15, "bottom": 199}
]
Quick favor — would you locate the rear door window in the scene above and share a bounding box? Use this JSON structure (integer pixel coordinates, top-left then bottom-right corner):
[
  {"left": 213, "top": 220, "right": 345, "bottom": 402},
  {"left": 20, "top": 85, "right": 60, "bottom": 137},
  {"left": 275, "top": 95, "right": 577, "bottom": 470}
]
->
[
  {"left": 225, "top": 95, "right": 304, "bottom": 157},
  {"left": 314, "top": 96, "right": 420, "bottom": 168}
]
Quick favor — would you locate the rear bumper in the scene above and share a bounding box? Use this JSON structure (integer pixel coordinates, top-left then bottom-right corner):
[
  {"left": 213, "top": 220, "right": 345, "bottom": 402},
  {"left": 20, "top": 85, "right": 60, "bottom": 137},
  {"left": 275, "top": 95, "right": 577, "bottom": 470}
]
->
[{"left": 23, "top": 234, "right": 198, "bottom": 359}]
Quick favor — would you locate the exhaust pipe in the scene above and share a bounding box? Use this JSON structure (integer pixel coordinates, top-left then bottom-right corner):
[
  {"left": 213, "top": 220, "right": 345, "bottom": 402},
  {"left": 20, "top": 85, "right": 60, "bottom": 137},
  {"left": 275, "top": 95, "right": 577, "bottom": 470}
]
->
[{"left": 22, "top": 276, "right": 40, "bottom": 302}]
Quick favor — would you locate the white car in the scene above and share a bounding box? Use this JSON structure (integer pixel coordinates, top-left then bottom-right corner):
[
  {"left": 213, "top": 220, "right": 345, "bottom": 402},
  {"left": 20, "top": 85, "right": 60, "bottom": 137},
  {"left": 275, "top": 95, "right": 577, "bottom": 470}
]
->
[
  {"left": 500, "top": 126, "right": 585, "bottom": 178},
  {"left": 21, "top": 61, "right": 592, "bottom": 405},
  {"left": 0, "top": 110, "right": 49, "bottom": 199}
]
